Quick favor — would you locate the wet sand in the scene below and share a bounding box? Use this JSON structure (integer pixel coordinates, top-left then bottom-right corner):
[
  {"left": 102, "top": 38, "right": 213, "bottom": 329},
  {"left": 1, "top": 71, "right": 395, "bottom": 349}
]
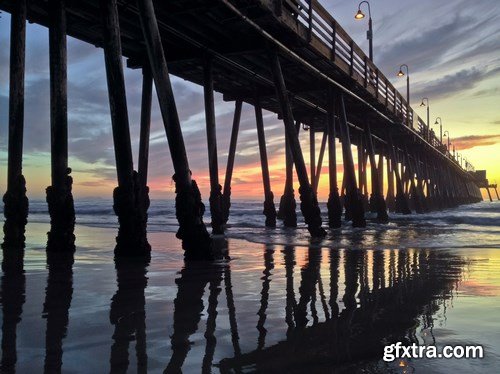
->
[{"left": 1, "top": 221, "right": 500, "bottom": 373}]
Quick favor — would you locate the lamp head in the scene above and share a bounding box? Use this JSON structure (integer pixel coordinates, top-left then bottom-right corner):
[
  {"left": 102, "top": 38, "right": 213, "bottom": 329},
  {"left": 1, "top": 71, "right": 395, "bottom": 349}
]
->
[
  {"left": 355, "top": 9, "right": 365, "bottom": 19},
  {"left": 420, "top": 100, "right": 426, "bottom": 107},
  {"left": 397, "top": 69, "right": 405, "bottom": 77},
  {"left": 434, "top": 119, "right": 439, "bottom": 124}
]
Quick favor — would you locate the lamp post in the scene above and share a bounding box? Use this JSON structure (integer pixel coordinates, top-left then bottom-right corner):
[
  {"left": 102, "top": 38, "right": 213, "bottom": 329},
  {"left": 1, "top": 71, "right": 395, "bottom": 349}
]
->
[
  {"left": 443, "top": 130, "right": 450, "bottom": 153},
  {"left": 397, "top": 64, "right": 410, "bottom": 127},
  {"left": 420, "top": 98, "right": 430, "bottom": 140},
  {"left": 354, "top": 1, "right": 373, "bottom": 61},
  {"left": 434, "top": 117, "right": 442, "bottom": 144}
]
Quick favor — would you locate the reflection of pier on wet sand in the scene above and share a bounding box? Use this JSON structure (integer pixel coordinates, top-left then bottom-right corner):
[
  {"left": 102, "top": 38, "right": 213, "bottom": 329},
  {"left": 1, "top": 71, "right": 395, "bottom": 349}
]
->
[{"left": 0, "top": 223, "right": 494, "bottom": 372}]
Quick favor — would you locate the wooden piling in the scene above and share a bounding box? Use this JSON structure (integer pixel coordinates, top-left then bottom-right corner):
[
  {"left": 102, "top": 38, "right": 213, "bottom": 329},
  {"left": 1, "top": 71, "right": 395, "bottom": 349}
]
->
[
  {"left": 277, "top": 122, "right": 298, "bottom": 227},
  {"left": 101, "top": 0, "right": 149, "bottom": 256},
  {"left": 386, "top": 155, "right": 395, "bottom": 212},
  {"left": 46, "top": 0, "right": 75, "bottom": 251},
  {"left": 338, "top": 94, "right": 365, "bottom": 227},
  {"left": 138, "top": 67, "right": 153, "bottom": 189},
  {"left": 389, "top": 138, "right": 411, "bottom": 214},
  {"left": 136, "top": 66, "right": 153, "bottom": 232},
  {"left": 309, "top": 126, "right": 316, "bottom": 190},
  {"left": 314, "top": 131, "right": 327, "bottom": 193},
  {"left": 269, "top": 52, "right": 325, "bottom": 237},
  {"left": 136, "top": 0, "right": 211, "bottom": 258},
  {"left": 3, "top": 0, "right": 29, "bottom": 247},
  {"left": 365, "top": 125, "right": 388, "bottom": 222},
  {"left": 326, "top": 87, "right": 342, "bottom": 228},
  {"left": 255, "top": 97, "right": 277, "bottom": 227},
  {"left": 222, "top": 100, "right": 242, "bottom": 224},
  {"left": 203, "top": 56, "right": 224, "bottom": 234}
]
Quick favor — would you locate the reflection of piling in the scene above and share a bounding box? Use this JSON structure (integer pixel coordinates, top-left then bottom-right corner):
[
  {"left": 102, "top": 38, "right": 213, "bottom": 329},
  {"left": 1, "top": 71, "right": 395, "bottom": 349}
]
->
[
  {"left": 165, "top": 262, "right": 224, "bottom": 373},
  {"left": 256, "top": 245, "right": 274, "bottom": 349},
  {"left": 0, "top": 246, "right": 26, "bottom": 372},
  {"left": 43, "top": 251, "right": 74, "bottom": 373},
  {"left": 109, "top": 257, "right": 149, "bottom": 374}
]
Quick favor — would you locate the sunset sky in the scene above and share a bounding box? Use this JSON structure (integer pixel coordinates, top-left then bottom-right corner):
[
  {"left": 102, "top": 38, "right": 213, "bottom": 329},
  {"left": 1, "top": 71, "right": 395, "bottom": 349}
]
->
[{"left": 0, "top": 0, "right": 499, "bottom": 201}]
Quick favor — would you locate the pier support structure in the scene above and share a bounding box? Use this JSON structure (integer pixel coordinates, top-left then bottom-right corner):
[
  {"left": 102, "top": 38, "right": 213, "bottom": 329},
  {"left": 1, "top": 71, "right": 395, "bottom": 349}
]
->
[
  {"left": 365, "top": 125, "right": 388, "bottom": 222},
  {"left": 46, "top": 0, "right": 75, "bottom": 251},
  {"left": 203, "top": 56, "right": 224, "bottom": 235},
  {"left": 338, "top": 94, "right": 366, "bottom": 227},
  {"left": 136, "top": 0, "right": 211, "bottom": 258},
  {"left": 101, "top": 0, "right": 149, "bottom": 257},
  {"left": 326, "top": 88, "right": 342, "bottom": 228},
  {"left": 277, "top": 122, "right": 299, "bottom": 227},
  {"left": 137, "top": 67, "right": 153, "bottom": 220},
  {"left": 222, "top": 100, "right": 242, "bottom": 224},
  {"left": 255, "top": 98, "right": 277, "bottom": 227},
  {"left": 270, "top": 52, "right": 325, "bottom": 237},
  {"left": 3, "top": 0, "right": 28, "bottom": 247}
]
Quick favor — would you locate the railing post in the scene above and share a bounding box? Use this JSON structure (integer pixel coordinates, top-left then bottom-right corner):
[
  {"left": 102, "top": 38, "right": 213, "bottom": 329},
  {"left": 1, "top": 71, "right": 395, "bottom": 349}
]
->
[
  {"left": 274, "top": 0, "right": 283, "bottom": 16},
  {"left": 384, "top": 79, "right": 388, "bottom": 108},
  {"left": 363, "top": 56, "right": 368, "bottom": 88},
  {"left": 349, "top": 40, "right": 354, "bottom": 76},
  {"left": 331, "top": 22, "right": 336, "bottom": 61},
  {"left": 307, "top": 0, "right": 313, "bottom": 42}
]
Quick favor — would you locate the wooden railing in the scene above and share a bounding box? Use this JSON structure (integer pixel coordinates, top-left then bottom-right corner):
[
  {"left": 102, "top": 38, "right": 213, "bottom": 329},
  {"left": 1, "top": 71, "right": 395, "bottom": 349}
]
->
[{"left": 274, "top": 0, "right": 454, "bottom": 158}]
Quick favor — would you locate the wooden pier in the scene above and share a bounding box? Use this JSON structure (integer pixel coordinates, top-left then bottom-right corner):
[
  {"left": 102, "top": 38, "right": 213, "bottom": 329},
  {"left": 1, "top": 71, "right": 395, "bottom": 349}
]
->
[{"left": 1, "top": 0, "right": 484, "bottom": 258}]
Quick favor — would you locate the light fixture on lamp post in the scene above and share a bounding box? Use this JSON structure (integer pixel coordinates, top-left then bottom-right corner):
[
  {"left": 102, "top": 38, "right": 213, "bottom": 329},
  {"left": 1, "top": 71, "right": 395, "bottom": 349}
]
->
[
  {"left": 354, "top": 1, "right": 373, "bottom": 61},
  {"left": 397, "top": 64, "right": 410, "bottom": 127},
  {"left": 420, "top": 98, "right": 430, "bottom": 140},
  {"left": 434, "top": 117, "right": 443, "bottom": 144}
]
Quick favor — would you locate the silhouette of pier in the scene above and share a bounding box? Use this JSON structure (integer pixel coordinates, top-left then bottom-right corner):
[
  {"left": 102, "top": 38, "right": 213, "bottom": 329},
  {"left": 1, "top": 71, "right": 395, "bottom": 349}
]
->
[{"left": 1, "top": 0, "right": 485, "bottom": 258}]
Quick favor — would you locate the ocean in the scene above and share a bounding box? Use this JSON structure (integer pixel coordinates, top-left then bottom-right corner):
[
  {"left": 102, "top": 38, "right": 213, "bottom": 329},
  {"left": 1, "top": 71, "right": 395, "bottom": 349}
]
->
[
  {"left": 1, "top": 199, "right": 500, "bottom": 373},
  {"left": 25, "top": 198, "right": 500, "bottom": 250}
]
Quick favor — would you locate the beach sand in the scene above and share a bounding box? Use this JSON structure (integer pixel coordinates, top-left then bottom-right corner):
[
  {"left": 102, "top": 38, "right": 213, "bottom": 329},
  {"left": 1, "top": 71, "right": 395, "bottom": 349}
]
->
[{"left": 1, "top": 220, "right": 500, "bottom": 373}]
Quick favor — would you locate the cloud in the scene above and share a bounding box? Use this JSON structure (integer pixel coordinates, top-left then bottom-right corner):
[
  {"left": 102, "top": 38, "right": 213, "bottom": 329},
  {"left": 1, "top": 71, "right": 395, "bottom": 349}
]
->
[
  {"left": 452, "top": 134, "right": 500, "bottom": 150},
  {"left": 411, "top": 66, "right": 500, "bottom": 100}
]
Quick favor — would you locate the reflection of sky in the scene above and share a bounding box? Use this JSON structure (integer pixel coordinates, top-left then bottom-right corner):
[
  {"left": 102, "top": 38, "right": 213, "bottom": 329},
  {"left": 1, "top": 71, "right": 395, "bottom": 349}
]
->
[{"left": 0, "top": 0, "right": 499, "bottom": 200}]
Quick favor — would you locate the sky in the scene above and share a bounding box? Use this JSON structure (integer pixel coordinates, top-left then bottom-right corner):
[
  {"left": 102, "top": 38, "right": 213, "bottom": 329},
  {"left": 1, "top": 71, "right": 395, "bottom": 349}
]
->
[{"left": 0, "top": 0, "right": 499, "bottom": 201}]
